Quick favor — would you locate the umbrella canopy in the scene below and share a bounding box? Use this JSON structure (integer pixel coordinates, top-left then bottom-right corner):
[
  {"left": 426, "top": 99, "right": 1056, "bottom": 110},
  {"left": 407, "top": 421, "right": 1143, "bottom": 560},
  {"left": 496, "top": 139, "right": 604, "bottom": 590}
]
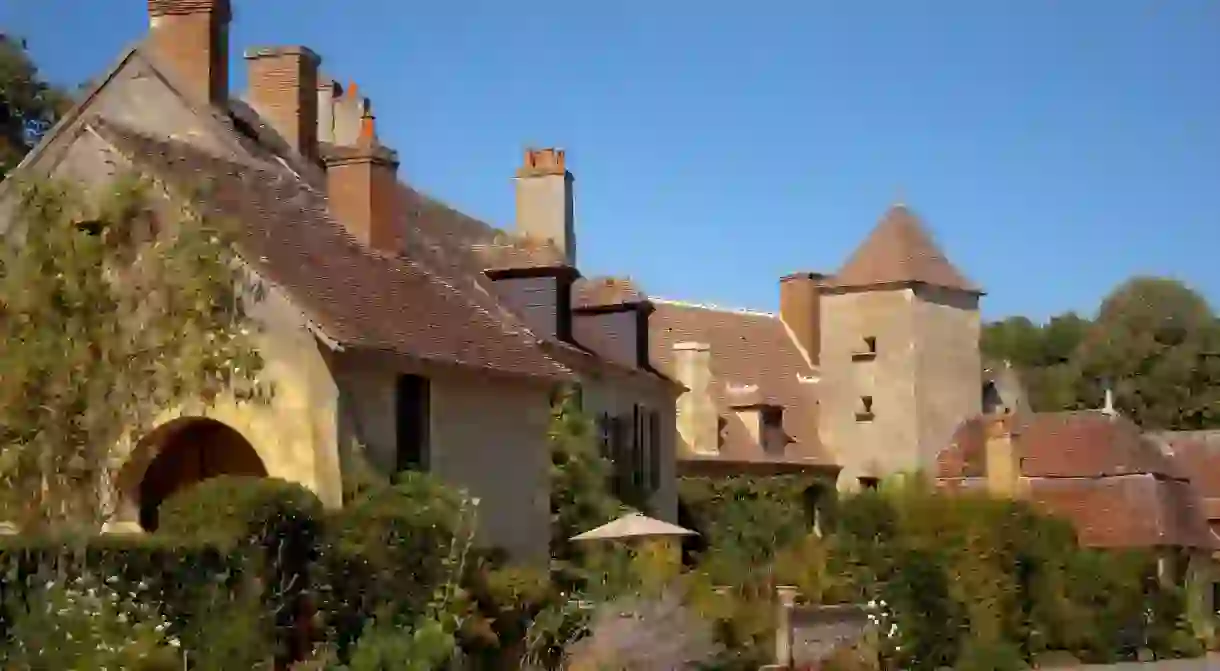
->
[{"left": 570, "top": 512, "right": 698, "bottom": 542}]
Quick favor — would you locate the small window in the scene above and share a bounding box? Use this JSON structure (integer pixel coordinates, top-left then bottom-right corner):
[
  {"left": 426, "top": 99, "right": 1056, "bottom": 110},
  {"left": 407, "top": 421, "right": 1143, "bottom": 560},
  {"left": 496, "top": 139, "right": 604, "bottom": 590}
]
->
[
  {"left": 395, "top": 374, "right": 431, "bottom": 472},
  {"left": 852, "top": 336, "right": 877, "bottom": 362},
  {"left": 858, "top": 476, "right": 880, "bottom": 491},
  {"left": 855, "top": 396, "right": 874, "bottom": 422}
]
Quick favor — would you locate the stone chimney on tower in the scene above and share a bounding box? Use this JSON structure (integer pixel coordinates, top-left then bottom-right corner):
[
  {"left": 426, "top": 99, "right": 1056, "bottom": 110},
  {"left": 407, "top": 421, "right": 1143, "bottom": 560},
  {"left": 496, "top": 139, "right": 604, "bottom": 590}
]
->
[
  {"left": 779, "top": 272, "right": 826, "bottom": 366},
  {"left": 146, "top": 0, "right": 231, "bottom": 107}
]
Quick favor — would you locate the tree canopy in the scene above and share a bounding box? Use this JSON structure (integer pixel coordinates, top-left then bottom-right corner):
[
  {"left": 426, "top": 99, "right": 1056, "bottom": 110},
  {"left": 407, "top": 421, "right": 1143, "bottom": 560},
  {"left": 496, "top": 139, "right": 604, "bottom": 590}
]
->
[
  {"left": 0, "top": 34, "right": 70, "bottom": 178},
  {"left": 982, "top": 277, "right": 1220, "bottom": 430}
]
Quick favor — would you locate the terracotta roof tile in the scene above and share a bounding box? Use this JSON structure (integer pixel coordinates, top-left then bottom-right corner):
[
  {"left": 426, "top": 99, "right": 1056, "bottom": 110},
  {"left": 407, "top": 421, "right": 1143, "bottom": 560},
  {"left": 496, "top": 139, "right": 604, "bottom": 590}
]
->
[
  {"left": 649, "top": 300, "right": 830, "bottom": 469},
  {"left": 826, "top": 205, "right": 980, "bottom": 294},
  {"left": 93, "top": 120, "right": 572, "bottom": 381},
  {"left": 937, "top": 411, "right": 1213, "bottom": 549},
  {"left": 1158, "top": 430, "right": 1220, "bottom": 500}
]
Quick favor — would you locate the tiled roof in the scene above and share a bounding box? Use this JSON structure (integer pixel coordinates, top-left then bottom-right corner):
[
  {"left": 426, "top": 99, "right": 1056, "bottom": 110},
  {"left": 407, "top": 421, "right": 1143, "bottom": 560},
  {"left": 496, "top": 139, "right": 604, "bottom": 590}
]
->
[
  {"left": 93, "top": 120, "right": 573, "bottom": 381},
  {"left": 649, "top": 300, "right": 830, "bottom": 469},
  {"left": 937, "top": 411, "right": 1212, "bottom": 549},
  {"left": 826, "top": 204, "right": 980, "bottom": 294},
  {"left": 940, "top": 411, "right": 1184, "bottom": 479}
]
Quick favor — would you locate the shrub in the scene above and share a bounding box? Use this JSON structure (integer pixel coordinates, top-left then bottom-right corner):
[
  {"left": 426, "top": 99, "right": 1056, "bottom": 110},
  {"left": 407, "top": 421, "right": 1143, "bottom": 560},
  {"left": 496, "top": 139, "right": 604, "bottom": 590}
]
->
[
  {"left": 157, "top": 475, "right": 324, "bottom": 547},
  {"left": 0, "top": 535, "right": 244, "bottom": 666},
  {"left": 317, "top": 471, "right": 478, "bottom": 662},
  {"left": 156, "top": 476, "right": 325, "bottom": 666}
]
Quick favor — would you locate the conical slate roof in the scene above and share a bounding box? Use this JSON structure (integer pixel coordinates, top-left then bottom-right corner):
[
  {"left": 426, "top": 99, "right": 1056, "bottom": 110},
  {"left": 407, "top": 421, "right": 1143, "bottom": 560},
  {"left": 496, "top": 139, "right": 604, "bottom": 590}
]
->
[{"left": 826, "top": 205, "right": 980, "bottom": 294}]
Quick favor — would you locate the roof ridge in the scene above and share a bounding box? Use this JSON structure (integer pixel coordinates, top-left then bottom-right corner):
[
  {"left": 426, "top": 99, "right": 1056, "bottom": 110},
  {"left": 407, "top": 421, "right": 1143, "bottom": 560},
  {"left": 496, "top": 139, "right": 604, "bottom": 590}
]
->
[{"left": 651, "top": 297, "right": 777, "bottom": 318}]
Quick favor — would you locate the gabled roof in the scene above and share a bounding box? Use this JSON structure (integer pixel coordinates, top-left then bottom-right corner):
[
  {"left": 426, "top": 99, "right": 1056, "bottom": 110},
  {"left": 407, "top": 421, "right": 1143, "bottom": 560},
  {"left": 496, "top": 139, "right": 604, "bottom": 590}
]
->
[
  {"left": 649, "top": 299, "right": 832, "bottom": 471},
  {"left": 92, "top": 119, "right": 573, "bottom": 382},
  {"left": 826, "top": 204, "right": 980, "bottom": 294}
]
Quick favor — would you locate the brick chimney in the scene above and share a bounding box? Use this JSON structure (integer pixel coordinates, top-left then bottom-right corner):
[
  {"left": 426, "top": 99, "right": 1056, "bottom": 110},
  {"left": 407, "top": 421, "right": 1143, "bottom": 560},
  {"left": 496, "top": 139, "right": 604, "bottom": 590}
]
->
[
  {"left": 244, "top": 46, "right": 321, "bottom": 161},
  {"left": 516, "top": 148, "right": 575, "bottom": 266},
  {"left": 147, "top": 0, "right": 231, "bottom": 107},
  {"left": 779, "top": 272, "right": 826, "bottom": 366},
  {"left": 324, "top": 115, "right": 401, "bottom": 252},
  {"left": 672, "top": 342, "right": 719, "bottom": 455}
]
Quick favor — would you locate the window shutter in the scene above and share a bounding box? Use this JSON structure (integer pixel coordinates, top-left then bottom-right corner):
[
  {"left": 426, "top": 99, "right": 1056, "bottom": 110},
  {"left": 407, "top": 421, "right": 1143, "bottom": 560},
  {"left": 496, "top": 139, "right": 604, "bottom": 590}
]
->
[{"left": 648, "top": 411, "right": 662, "bottom": 492}]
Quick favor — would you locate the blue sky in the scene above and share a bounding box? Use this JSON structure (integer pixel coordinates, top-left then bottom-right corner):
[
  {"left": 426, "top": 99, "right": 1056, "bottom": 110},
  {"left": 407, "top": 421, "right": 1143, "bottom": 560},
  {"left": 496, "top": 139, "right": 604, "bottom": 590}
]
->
[{"left": 4, "top": 1, "right": 1218, "bottom": 321}]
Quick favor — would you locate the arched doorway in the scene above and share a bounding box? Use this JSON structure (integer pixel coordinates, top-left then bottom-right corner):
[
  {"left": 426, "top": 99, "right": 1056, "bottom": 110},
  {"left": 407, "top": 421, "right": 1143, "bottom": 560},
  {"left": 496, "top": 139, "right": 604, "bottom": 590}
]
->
[{"left": 132, "top": 418, "right": 267, "bottom": 531}]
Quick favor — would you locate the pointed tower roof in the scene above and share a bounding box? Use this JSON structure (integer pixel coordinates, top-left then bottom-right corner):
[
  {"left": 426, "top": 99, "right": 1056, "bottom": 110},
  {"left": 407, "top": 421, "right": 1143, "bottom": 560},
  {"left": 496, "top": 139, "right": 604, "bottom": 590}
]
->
[{"left": 826, "top": 204, "right": 981, "bottom": 294}]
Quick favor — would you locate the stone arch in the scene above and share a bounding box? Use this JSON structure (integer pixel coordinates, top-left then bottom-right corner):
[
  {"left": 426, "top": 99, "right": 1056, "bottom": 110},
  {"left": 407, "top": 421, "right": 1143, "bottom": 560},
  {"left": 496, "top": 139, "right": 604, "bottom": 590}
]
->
[{"left": 118, "top": 417, "right": 267, "bottom": 531}]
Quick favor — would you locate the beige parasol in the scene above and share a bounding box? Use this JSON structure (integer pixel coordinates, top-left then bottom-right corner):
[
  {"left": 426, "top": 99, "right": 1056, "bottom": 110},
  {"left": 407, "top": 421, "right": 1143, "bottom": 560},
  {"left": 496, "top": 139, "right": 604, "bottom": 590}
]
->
[{"left": 570, "top": 512, "right": 698, "bottom": 542}]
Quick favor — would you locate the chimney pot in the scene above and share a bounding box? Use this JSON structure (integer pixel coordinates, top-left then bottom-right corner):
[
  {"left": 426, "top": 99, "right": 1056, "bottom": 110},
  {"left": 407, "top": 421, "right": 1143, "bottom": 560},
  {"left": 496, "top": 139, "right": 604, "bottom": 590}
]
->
[
  {"left": 147, "top": 0, "right": 231, "bottom": 106},
  {"left": 244, "top": 46, "right": 322, "bottom": 162}
]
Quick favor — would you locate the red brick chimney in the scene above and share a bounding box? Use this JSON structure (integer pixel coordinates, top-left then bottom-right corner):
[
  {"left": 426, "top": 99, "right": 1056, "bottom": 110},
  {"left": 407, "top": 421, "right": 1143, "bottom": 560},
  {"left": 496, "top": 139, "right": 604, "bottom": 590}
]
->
[
  {"left": 779, "top": 272, "right": 826, "bottom": 366},
  {"left": 147, "top": 0, "right": 231, "bottom": 107},
  {"left": 324, "top": 115, "right": 401, "bottom": 251},
  {"left": 244, "top": 46, "right": 321, "bottom": 161}
]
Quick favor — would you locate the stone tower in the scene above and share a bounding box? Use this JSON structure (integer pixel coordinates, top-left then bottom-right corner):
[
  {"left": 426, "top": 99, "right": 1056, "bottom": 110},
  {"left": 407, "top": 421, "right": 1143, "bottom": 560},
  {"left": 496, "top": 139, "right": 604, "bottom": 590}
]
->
[{"left": 818, "top": 204, "right": 982, "bottom": 490}]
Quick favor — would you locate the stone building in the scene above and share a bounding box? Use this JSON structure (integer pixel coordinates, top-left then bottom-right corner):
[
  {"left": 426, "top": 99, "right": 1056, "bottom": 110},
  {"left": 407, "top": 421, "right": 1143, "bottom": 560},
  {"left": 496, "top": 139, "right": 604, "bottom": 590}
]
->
[
  {"left": 0, "top": 0, "right": 681, "bottom": 560},
  {"left": 651, "top": 204, "right": 984, "bottom": 490}
]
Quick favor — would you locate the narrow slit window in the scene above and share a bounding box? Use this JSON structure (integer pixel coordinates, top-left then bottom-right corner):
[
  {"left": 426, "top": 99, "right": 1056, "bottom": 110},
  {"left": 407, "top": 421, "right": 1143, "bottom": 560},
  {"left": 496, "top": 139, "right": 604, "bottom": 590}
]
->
[
  {"left": 855, "top": 396, "right": 874, "bottom": 422},
  {"left": 852, "top": 336, "right": 878, "bottom": 362}
]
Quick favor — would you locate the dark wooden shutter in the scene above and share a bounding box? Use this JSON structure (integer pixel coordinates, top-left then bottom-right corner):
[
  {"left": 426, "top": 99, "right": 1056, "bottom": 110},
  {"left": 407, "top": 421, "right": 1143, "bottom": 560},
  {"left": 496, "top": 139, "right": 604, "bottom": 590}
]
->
[{"left": 648, "top": 410, "right": 662, "bottom": 492}]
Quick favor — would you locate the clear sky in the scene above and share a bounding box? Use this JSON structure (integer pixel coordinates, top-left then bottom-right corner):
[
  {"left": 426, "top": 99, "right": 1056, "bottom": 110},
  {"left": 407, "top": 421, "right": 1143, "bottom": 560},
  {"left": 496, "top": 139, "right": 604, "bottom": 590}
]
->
[{"left": 3, "top": 1, "right": 1218, "bottom": 321}]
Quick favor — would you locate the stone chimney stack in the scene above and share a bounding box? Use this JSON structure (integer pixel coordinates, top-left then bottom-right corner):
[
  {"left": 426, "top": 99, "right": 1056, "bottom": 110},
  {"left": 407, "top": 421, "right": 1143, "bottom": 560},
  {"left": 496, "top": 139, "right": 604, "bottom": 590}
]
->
[
  {"left": 147, "top": 0, "right": 231, "bottom": 107},
  {"left": 516, "top": 148, "right": 576, "bottom": 267},
  {"left": 779, "top": 272, "right": 826, "bottom": 366},
  {"left": 672, "top": 342, "right": 719, "bottom": 455},
  {"left": 984, "top": 411, "right": 1024, "bottom": 498},
  {"left": 244, "top": 46, "right": 321, "bottom": 161},
  {"left": 324, "top": 114, "right": 401, "bottom": 252}
]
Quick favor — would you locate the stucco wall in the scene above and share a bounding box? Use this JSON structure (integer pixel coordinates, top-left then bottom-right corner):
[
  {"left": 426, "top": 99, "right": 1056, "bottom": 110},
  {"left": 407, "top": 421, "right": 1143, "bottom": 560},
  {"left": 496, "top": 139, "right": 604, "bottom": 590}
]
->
[
  {"left": 331, "top": 351, "right": 555, "bottom": 562},
  {"left": 578, "top": 366, "right": 679, "bottom": 522}
]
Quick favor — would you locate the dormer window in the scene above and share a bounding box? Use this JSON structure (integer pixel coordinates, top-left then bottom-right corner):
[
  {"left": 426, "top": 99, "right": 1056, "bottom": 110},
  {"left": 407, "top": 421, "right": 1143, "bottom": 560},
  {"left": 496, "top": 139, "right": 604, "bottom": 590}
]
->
[
  {"left": 855, "top": 396, "right": 874, "bottom": 422},
  {"left": 852, "top": 336, "right": 877, "bottom": 362}
]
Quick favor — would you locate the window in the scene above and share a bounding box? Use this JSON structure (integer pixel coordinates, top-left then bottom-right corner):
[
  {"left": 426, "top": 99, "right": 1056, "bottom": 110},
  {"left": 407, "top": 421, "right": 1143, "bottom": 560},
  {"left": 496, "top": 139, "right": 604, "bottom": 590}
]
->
[
  {"left": 597, "top": 405, "right": 662, "bottom": 507},
  {"left": 855, "top": 396, "right": 874, "bottom": 422},
  {"left": 852, "top": 336, "right": 877, "bottom": 362},
  {"left": 395, "top": 374, "right": 430, "bottom": 472},
  {"left": 858, "top": 476, "right": 880, "bottom": 491},
  {"left": 76, "top": 219, "right": 105, "bottom": 236}
]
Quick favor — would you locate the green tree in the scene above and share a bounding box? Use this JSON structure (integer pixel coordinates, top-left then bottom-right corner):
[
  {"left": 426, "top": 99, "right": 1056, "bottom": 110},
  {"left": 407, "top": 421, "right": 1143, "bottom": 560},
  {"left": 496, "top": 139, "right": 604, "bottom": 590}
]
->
[
  {"left": 1075, "top": 277, "right": 1220, "bottom": 429},
  {"left": 548, "top": 386, "right": 626, "bottom": 565},
  {"left": 0, "top": 176, "right": 266, "bottom": 533},
  {"left": 0, "top": 34, "right": 71, "bottom": 178}
]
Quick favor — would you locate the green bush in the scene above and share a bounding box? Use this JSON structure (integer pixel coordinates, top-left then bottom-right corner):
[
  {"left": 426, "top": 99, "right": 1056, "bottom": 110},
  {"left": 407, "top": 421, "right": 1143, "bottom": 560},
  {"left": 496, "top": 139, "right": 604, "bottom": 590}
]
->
[
  {"left": 157, "top": 476, "right": 326, "bottom": 666},
  {"left": 317, "top": 471, "right": 477, "bottom": 662},
  {"left": 157, "top": 475, "right": 324, "bottom": 546},
  {"left": 0, "top": 535, "right": 244, "bottom": 666}
]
